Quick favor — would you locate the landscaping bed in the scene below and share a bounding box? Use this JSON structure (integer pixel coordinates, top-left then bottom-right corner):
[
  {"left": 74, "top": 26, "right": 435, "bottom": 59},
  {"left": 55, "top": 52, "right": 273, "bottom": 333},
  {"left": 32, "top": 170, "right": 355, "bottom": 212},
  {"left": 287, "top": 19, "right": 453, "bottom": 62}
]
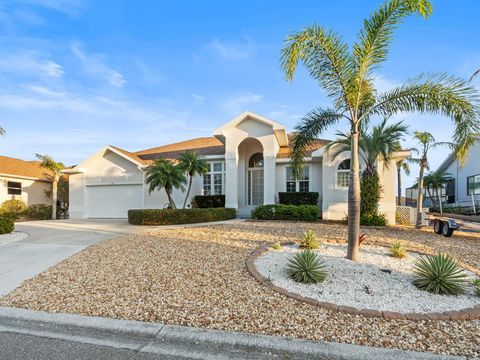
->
[
  {"left": 254, "top": 243, "right": 479, "bottom": 314},
  {"left": 1, "top": 221, "right": 479, "bottom": 357}
]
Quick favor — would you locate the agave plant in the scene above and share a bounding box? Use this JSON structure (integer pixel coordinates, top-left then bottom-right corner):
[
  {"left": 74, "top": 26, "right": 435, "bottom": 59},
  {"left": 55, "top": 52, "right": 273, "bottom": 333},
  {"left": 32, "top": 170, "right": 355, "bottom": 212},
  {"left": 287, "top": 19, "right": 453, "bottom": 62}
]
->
[
  {"left": 299, "top": 229, "right": 320, "bottom": 250},
  {"left": 472, "top": 278, "right": 480, "bottom": 297},
  {"left": 413, "top": 254, "right": 467, "bottom": 295},
  {"left": 390, "top": 241, "right": 407, "bottom": 259},
  {"left": 287, "top": 250, "right": 326, "bottom": 284}
]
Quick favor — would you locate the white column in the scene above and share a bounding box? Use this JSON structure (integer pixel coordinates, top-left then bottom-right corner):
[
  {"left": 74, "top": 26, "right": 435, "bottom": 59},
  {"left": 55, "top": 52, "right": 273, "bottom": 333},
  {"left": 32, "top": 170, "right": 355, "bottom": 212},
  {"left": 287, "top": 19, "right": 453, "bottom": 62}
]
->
[
  {"left": 225, "top": 154, "right": 238, "bottom": 209},
  {"left": 263, "top": 155, "right": 276, "bottom": 205}
]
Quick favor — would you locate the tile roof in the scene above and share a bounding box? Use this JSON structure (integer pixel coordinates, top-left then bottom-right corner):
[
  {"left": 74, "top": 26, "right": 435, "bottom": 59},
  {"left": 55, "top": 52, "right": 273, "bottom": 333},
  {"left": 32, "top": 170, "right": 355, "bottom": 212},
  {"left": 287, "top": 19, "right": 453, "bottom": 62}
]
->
[
  {"left": 0, "top": 156, "right": 53, "bottom": 181},
  {"left": 113, "top": 134, "right": 330, "bottom": 164}
]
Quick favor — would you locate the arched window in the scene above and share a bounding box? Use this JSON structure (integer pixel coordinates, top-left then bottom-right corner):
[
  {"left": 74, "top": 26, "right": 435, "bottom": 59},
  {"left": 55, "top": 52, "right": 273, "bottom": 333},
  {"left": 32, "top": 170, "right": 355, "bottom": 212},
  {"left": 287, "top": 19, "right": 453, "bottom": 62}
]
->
[
  {"left": 248, "top": 153, "right": 264, "bottom": 168},
  {"left": 336, "top": 159, "right": 350, "bottom": 188}
]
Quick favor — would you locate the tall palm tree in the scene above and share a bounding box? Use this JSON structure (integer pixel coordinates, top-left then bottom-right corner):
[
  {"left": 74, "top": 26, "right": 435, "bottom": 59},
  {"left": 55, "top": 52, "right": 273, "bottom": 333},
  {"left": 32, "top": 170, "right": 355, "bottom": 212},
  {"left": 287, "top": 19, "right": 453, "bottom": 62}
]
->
[
  {"left": 410, "top": 132, "right": 451, "bottom": 227},
  {"left": 178, "top": 151, "right": 208, "bottom": 208},
  {"left": 395, "top": 157, "right": 411, "bottom": 205},
  {"left": 144, "top": 158, "right": 186, "bottom": 209},
  {"left": 280, "top": 0, "right": 479, "bottom": 261},
  {"left": 35, "top": 154, "right": 64, "bottom": 220},
  {"left": 327, "top": 119, "right": 408, "bottom": 215},
  {"left": 423, "top": 170, "right": 453, "bottom": 212}
]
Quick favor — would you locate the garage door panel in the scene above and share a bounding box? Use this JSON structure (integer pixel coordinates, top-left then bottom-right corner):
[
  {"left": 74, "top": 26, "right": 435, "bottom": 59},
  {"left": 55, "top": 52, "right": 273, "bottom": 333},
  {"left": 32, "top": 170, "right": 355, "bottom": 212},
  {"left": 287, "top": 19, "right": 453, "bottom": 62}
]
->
[{"left": 86, "top": 184, "right": 143, "bottom": 218}]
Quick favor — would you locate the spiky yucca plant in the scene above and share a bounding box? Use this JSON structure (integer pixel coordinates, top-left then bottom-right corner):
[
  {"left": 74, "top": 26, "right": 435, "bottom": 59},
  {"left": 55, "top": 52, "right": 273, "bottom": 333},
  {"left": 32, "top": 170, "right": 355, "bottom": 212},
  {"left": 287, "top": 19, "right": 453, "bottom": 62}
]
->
[
  {"left": 287, "top": 250, "right": 326, "bottom": 284},
  {"left": 299, "top": 229, "right": 320, "bottom": 250},
  {"left": 390, "top": 241, "right": 407, "bottom": 258},
  {"left": 413, "top": 254, "right": 467, "bottom": 295},
  {"left": 472, "top": 278, "right": 480, "bottom": 297}
]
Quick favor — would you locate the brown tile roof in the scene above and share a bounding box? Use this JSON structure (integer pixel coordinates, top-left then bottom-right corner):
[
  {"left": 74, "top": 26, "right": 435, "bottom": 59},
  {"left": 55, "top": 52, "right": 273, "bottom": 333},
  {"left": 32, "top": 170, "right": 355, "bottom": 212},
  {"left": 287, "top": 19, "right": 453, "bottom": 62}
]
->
[
  {"left": 276, "top": 134, "right": 330, "bottom": 158},
  {"left": 114, "top": 134, "right": 330, "bottom": 163},
  {"left": 0, "top": 156, "right": 53, "bottom": 181},
  {"left": 134, "top": 137, "right": 225, "bottom": 161}
]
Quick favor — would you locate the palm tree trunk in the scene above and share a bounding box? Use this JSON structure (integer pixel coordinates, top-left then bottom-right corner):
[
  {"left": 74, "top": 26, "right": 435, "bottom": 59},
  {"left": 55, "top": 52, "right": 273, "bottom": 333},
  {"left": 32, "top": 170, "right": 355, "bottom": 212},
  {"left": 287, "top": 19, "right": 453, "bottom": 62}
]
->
[
  {"left": 415, "top": 164, "right": 425, "bottom": 228},
  {"left": 436, "top": 188, "right": 443, "bottom": 214},
  {"left": 51, "top": 179, "right": 58, "bottom": 220},
  {"left": 166, "top": 190, "right": 176, "bottom": 209},
  {"left": 183, "top": 175, "right": 193, "bottom": 209},
  {"left": 426, "top": 186, "right": 434, "bottom": 206},
  {"left": 397, "top": 164, "right": 402, "bottom": 206},
  {"left": 347, "top": 126, "right": 361, "bottom": 261}
]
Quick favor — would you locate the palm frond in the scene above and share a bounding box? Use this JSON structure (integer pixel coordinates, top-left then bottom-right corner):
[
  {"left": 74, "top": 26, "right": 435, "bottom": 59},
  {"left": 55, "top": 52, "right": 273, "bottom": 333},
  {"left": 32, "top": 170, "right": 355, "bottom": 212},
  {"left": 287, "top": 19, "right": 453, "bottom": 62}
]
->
[
  {"left": 280, "top": 25, "right": 353, "bottom": 110},
  {"left": 469, "top": 69, "right": 480, "bottom": 82},
  {"left": 353, "top": 0, "right": 432, "bottom": 111},
  {"left": 35, "top": 153, "right": 63, "bottom": 175},
  {"left": 0, "top": 127, "right": 5, "bottom": 136},
  {"left": 290, "top": 107, "right": 343, "bottom": 179},
  {"left": 370, "top": 73, "right": 480, "bottom": 164}
]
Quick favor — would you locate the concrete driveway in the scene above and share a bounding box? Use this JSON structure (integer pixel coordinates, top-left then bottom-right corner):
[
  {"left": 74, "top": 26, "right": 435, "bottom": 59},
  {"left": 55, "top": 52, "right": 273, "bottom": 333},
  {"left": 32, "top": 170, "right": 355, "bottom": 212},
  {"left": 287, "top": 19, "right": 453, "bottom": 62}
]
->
[{"left": 0, "top": 219, "right": 143, "bottom": 296}]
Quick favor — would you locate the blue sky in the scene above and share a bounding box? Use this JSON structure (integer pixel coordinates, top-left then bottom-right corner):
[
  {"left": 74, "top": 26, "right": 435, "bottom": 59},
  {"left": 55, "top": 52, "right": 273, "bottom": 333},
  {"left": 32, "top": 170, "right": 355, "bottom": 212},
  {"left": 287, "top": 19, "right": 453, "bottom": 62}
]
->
[{"left": 0, "top": 0, "right": 479, "bottom": 189}]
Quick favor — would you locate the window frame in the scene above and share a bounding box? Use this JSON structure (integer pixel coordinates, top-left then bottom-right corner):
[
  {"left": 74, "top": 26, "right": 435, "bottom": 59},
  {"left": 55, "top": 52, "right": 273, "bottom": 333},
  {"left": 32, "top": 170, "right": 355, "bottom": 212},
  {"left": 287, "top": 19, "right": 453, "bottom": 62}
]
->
[
  {"left": 203, "top": 162, "right": 225, "bottom": 196},
  {"left": 7, "top": 181, "right": 22, "bottom": 195},
  {"left": 285, "top": 165, "right": 310, "bottom": 193},
  {"left": 335, "top": 159, "right": 351, "bottom": 189},
  {"left": 467, "top": 174, "right": 480, "bottom": 196}
]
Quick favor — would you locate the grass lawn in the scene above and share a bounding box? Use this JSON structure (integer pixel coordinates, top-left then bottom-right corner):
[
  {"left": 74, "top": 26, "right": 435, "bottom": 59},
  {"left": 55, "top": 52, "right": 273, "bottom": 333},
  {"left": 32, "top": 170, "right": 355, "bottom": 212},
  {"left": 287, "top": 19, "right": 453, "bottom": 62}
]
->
[{"left": 1, "top": 221, "right": 479, "bottom": 357}]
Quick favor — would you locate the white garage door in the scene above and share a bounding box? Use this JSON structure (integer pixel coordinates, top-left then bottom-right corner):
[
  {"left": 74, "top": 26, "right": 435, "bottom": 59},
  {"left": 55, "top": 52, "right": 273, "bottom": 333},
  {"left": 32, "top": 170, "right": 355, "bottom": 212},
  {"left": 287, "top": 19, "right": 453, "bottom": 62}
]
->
[{"left": 85, "top": 184, "right": 143, "bottom": 218}]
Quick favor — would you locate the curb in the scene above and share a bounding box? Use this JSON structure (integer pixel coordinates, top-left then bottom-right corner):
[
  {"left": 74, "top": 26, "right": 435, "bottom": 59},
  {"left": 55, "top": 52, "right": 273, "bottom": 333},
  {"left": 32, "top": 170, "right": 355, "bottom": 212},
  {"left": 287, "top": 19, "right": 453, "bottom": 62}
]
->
[
  {"left": 0, "top": 307, "right": 466, "bottom": 360},
  {"left": 246, "top": 242, "right": 480, "bottom": 321}
]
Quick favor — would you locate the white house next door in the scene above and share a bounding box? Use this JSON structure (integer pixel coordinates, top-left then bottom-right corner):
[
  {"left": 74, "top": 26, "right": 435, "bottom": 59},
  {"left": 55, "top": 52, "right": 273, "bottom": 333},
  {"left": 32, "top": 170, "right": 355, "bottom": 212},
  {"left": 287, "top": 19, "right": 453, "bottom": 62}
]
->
[{"left": 248, "top": 169, "right": 264, "bottom": 206}]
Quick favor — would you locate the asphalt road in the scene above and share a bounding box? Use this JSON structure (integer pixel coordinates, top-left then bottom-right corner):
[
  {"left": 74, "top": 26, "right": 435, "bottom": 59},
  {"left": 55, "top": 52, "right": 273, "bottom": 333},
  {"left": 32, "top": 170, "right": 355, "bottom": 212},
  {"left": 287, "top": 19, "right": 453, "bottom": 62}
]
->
[{"left": 0, "top": 332, "right": 189, "bottom": 360}]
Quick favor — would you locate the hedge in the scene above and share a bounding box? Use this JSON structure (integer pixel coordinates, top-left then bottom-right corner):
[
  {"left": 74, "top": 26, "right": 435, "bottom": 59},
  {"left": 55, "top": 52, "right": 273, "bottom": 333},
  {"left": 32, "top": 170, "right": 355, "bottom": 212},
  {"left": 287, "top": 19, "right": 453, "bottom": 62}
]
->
[
  {"left": 278, "top": 192, "right": 319, "bottom": 206},
  {"left": 0, "top": 217, "right": 14, "bottom": 234},
  {"left": 193, "top": 195, "right": 225, "bottom": 208},
  {"left": 25, "top": 204, "right": 53, "bottom": 220},
  {"left": 251, "top": 204, "right": 320, "bottom": 221},
  {"left": 128, "top": 207, "right": 237, "bottom": 225}
]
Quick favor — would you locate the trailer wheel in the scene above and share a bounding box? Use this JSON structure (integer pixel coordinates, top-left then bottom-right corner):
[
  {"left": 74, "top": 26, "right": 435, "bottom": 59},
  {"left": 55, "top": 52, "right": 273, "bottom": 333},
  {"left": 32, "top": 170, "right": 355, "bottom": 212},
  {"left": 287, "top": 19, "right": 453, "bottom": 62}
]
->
[
  {"left": 433, "top": 220, "right": 443, "bottom": 235},
  {"left": 442, "top": 222, "right": 454, "bottom": 237}
]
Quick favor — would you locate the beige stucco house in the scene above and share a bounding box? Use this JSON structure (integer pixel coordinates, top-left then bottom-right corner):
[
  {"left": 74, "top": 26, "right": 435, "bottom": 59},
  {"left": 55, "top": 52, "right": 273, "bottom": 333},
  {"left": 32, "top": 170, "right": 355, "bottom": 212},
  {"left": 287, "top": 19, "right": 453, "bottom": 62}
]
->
[
  {"left": 66, "top": 111, "right": 409, "bottom": 222},
  {"left": 0, "top": 156, "right": 52, "bottom": 206}
]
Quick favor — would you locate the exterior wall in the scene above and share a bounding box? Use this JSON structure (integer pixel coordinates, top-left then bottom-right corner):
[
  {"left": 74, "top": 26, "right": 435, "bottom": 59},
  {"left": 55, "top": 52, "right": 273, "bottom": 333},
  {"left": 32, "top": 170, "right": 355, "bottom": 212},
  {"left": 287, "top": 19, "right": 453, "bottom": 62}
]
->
[
  {"left": 0, "top": 176, "right": 51, "bottom": 206},
  {"left": 377, "top": 158, "right": 398, "bottom": 224}
]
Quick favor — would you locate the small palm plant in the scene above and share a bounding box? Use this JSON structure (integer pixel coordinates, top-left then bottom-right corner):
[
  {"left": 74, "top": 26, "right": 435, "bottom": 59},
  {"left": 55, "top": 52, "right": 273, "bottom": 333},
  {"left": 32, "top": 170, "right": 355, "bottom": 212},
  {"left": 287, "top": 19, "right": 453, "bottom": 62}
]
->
[
  {"left": 472, "top": 278, "right": 480, "bottom": 297},
  {"left": 36, "top": 154, "right": 64, "bottom": 219},
  {"left": 177, "top": 151, "right": 208, "bottom": 209},
  {"left": 413, "top": 254, "right": 467, "bottom": 295},
  {"left": 390, "top": 241, "right": 407, "bottom": 258},
  {"left": 299, "top": 229, "right": 320, "bottom": 250},
  {"left": 287, "top": 250, "right": 327, "bottom": 284}
]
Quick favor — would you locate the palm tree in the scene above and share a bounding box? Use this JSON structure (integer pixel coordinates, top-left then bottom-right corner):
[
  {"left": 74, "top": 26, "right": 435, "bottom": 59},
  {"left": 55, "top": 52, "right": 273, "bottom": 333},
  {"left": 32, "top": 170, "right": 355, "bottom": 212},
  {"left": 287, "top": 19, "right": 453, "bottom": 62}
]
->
[
  {"left": 421, "top": 170, "right": 452, "bottom": 212},
  {"left": 280, "top": 0, "right": 479, "bottom": 261},
  {"left": 470, "top": 69, "right": 480, "bottom": 82},
  {"left": 327, "top": 119, "right": 408, "bottom": 215},
  {"left": 395, "top": 157, "right": 411, "bottom": 205},
  {"left": 144, "top": 158, "right": 186, "bottom": 209},
  {"left": 410, "top": 132, "right": 451, "bottom": 227},
  {"left": 178, "top": 151, "right": 209, "bottom": 208},
  {"left": 35, "top": 154, "right": 64, "bottom": 220}
]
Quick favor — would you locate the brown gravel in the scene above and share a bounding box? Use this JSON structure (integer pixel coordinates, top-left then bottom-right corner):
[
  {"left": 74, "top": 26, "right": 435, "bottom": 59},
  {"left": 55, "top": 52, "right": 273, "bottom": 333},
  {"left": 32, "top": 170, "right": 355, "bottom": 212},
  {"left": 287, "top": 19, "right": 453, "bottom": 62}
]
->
[{"left": 1, "top": 221, "right": 479, "bottom": 357}]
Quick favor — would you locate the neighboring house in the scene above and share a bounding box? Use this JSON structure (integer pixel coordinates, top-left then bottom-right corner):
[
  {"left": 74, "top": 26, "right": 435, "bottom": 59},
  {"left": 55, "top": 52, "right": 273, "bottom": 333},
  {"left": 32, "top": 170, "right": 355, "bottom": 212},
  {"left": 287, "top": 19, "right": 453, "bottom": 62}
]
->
[
  {"left": 432, "top": 135, "right": 480, "bottom": 208},
  {"left": 0, "top": 155, "right": 52, "bottom": 206},
  {"left": 65, "top": 112, "right": 409, "bottom": 222}
]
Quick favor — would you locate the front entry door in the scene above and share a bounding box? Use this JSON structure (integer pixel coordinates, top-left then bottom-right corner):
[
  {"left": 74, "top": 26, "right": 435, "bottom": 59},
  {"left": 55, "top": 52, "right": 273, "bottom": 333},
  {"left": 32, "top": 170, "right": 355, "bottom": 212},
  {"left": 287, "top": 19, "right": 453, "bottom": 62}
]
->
[{"left": 248, "top": 169, "right": 264, "bottom": 206}]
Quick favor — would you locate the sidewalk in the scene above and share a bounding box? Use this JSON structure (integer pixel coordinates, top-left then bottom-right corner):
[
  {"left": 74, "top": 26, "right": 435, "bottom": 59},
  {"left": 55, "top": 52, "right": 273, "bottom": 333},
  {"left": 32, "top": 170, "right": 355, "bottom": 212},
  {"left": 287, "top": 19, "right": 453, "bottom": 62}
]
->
[{"left": 0, "top": 307, "right": 465, "bottom": 360}]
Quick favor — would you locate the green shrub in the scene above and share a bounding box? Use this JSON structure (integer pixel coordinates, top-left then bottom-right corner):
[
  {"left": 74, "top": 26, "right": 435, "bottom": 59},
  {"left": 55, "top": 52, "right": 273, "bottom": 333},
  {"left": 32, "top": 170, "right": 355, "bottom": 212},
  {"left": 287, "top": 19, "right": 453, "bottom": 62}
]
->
[
  {"left": 413, "top": 254, "right": 467, "bottom": 295},
  {"left": 299, "top": 229, "right": 320, "bottom": 249},
  {"left": 128, "top": 207, "right": 236, "bottom": 225},
  {"left": 360, "top": 213, "right": 388, "bottom": 226},
  {"left": 287, "top": 250, "right": 327, "bottom": 284},
  {"left": 390, "top": 241, "right": 407, "bottom": 258},
  {"left": 0, "top": 217, "right": 14, "bottom": 234},
  {"left": 472, "top": 278, "right": 480, "bottom": 297},
  {"left": 278, "top": 192, "right": 319, "bottom": 206},
  {"left": 25, "top": 204, "right": 53, "bottom": 220},
  {"left": 0, "top": 199, "right": 27, "bottom": 220},
  {"left": 360, "top": 172, "right": 382, "bottom": 216},
  {"left": 251, "top": 205, "right": 320, "bottom": 221},
  {"left": 192, "top": 195, "right": 225, "bottom": 208},
  {"left": 272, "top": 242, "right": 282, "bottom": 250}
]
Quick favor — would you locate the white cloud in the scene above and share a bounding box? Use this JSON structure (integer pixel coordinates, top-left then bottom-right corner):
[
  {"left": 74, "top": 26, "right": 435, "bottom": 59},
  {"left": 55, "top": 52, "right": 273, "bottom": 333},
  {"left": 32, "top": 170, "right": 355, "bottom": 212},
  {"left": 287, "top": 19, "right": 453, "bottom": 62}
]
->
[
  {"left": 71, "top": 43, "right": 126, "bottom": 87},
  {"left": 192, "top": 94, "right": 205, "bottom": 103},
  {"left": 17, "top": 0, "right": 86, "bottom": 16},
  {"left": 373, "top": 74, "right": 400, "bottom": 93},
  {"left": 206, "top": 38, "right": 252, "bottom": 60},
  {"left": 0, "top": 51, "right": 64, "bottom": 78},
  {"left": 222, "top": 92, "right": 263, "bottom": 114}
]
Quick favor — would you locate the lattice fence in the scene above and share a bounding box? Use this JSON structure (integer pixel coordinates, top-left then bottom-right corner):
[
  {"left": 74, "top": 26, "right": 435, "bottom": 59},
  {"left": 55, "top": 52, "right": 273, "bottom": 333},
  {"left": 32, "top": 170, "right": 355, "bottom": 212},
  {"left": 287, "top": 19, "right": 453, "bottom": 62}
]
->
[{"left": 396, "top": 206, "right": 429, "bottom": 226}]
